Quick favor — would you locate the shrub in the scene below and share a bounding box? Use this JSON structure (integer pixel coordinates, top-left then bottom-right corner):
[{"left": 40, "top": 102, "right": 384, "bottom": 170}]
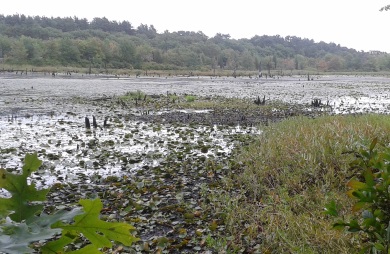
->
[{"left": 326, "top": 138, "right": 390, "bottom": 253}]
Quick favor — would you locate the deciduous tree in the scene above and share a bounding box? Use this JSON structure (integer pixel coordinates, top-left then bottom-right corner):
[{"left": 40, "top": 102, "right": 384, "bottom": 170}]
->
[
  {"left": 8, "top": 40, "right": 27, "bottom": 63},
  {"left": 59, "top": 38, "right": 80, "bottom": 65}
]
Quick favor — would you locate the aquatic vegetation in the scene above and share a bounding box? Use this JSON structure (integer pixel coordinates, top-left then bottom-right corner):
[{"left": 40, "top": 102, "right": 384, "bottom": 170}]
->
[
  {"left": 0, "top": 114, "right": 255, "bottom": 186},
  {"left": 185, "top": 95, "right": 196, "bottom": 102},
  {"left": 0, "top": 106, "right": 259, "bottom": 252}
]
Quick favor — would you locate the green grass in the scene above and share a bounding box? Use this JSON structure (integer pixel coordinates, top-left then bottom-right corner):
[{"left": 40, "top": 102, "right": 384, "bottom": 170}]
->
[
  {"left": 185, "top": 95, "right": 197, "bottom": 102},
  {"left": 209, "top": 114, "right": 390, "bottom": 253},
  {"left": 120, "top": 90, "right": 147, "bottom": 100}
]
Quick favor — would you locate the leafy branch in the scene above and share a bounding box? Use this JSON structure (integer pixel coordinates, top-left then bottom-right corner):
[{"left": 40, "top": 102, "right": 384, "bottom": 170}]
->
[
  {"left": 0, "top": 153, "right": 49, "bottom": 222},
  {"left": 0, "top": 153, "right": 139, "bottom": 253},
  {"left": 43, "top": 199, "right": 139, "bottom": 253},
  {"left": 325, "top": 138, "right": 390, "bottom": 253}
]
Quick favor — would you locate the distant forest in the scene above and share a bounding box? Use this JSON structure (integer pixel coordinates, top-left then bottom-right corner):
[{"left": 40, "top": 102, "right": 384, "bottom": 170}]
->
[{"left": 0, "top": 14, "right": 389, "bottom": 73}]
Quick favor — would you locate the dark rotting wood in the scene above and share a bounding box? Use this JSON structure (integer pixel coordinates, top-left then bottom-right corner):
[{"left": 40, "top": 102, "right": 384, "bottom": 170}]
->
[
  {"left": 92, "top": 116, "right": 97, "bottom": 128},
  {"left": 85, "top": 116, "right": 91, "bottom": 129}
]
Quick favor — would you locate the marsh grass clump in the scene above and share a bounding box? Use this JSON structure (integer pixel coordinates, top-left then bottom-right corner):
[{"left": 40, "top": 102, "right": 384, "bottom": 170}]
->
[
  {"left": 185, "top": 95, "right": 197, "bottom": 102},
  {"left": 121, "top": 90, "right": 147, "bottom": 101},
  {"left": 179, "top": 96, "right": 278, "bottom": 111},
  {"left": 169, "top": 93, "right": 179, "bottom": 103},
  {"left": 210, "top": 114, "right": 390, "bottom": 253}
]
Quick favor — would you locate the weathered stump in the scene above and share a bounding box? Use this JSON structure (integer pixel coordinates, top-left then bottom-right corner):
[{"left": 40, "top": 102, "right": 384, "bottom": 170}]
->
[
  {"left": 85, "top": 117, "right": 91, "bottom": 129},
  {"left": 92, "top": 116, "right": 98, "bottom": 128}
]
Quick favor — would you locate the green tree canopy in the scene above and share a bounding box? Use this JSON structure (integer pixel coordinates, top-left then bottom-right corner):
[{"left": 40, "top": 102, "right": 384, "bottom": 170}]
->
[{"left": 0, "top": 14, "right": 389, "bottom": 72}]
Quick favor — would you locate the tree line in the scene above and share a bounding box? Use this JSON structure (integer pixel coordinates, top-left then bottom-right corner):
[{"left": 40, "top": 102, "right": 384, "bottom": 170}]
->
[{"left": 0, "top": 14, "right": 389, "bottom": 73}]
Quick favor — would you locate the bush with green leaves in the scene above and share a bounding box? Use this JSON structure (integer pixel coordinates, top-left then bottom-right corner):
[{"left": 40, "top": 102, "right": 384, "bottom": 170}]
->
[
  {"left": 325, "top": 138, "right": 390, "bottom": 253},
  {"left": 0, "top": 153, "right": 139, "bottom": 253}
]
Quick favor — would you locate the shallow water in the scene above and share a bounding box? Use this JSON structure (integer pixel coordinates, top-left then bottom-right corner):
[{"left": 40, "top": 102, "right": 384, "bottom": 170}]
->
[
  {"left": 0, "top": 112, "right": 259, "bottom": 189},
  {"left": 1, "top": 74, "right": 389, "bottom": 188},
  {"left": 1, "top": 73, "right": 390, "bottom": 116}
]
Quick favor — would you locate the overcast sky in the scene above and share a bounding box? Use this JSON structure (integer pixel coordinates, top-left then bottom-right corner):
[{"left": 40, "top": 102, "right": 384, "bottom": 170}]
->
[{"left": 2, "top": 0, "right": 389, "bottom": 52}]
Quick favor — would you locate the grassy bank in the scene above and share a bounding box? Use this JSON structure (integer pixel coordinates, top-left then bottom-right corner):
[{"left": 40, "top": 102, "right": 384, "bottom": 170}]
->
[{"left": 207, "top": 114, "right": 390, "bottom": 253}]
